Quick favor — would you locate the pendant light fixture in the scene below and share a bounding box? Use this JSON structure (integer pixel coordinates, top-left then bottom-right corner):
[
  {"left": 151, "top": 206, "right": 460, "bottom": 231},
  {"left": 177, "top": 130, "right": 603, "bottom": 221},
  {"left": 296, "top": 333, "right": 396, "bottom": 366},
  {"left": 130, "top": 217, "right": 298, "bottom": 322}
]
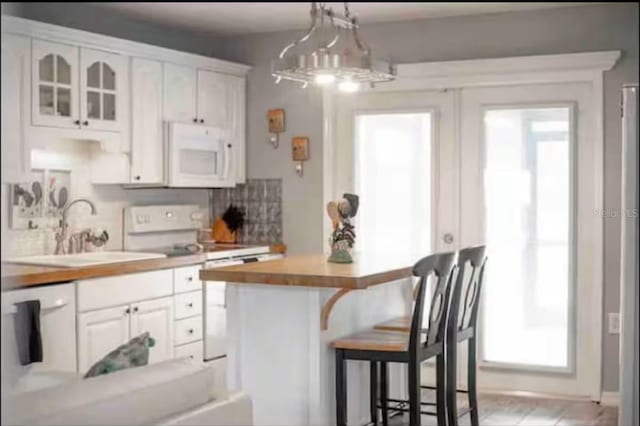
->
[{"left": 272, "top": 2, "right": 396, "bottom": 92}]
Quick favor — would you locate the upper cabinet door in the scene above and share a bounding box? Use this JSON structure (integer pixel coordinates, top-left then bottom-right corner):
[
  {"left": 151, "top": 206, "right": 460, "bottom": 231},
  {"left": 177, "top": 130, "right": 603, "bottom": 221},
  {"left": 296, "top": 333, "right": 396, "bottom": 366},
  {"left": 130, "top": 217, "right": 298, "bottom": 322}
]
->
[
  {"left": 2, "top": 34, "right": 35, "bottom": 183},
  {"left": 80, "top": 48, "right": 128, "bottom": 132},
  {"left": 130, "top": 297, "right": 175, "bottom": 365},
  {"left": 130, "top": 57, "right": 164, "bottom": 184},
  {"left": 227, "top": 74, "right": 246, "bottom": 184},
  {"left": 31, "top": 39, "right": 79, "bottom": 128},
  {"left": 196, "top": 70, "right": 227, "bottom": 128},
  {"left": 164, "top": 63, "right": 197, "bottom": 124}
]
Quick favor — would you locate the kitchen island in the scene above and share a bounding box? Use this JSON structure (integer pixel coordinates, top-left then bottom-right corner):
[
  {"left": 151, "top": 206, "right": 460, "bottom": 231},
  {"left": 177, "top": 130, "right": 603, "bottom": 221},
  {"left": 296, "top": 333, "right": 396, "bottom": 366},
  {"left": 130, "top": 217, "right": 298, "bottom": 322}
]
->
[{"left": 200, "top": 253, "right": 416, "bottom": 426}]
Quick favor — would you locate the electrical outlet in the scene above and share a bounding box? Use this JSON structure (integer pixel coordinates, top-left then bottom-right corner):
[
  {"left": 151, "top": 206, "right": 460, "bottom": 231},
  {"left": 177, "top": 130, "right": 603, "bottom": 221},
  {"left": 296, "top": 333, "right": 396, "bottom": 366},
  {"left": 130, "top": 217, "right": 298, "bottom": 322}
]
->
[{"left": 608, "top": 313, "right": 621, "bottom": 334}]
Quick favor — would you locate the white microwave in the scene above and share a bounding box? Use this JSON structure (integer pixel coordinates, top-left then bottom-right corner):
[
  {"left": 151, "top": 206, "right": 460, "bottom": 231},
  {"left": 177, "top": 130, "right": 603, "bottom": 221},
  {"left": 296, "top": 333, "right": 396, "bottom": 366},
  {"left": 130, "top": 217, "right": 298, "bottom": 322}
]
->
[{"left": 165, "top": 122, "right": 235, "bottom": 188}]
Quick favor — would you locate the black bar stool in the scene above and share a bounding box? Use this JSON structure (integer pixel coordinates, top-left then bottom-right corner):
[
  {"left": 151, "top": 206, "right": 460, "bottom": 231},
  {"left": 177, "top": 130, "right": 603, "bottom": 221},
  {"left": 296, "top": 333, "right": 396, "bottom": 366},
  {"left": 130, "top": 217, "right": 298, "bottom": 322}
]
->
[
  {"left": 445, "top": 245, "right": 487, "bottom": 426},
  {"left": 332, "top": 251, "right": 457, "bottom": 426},
  {"left": 373, "top": 246, "right": 487, "bottom": 426}
]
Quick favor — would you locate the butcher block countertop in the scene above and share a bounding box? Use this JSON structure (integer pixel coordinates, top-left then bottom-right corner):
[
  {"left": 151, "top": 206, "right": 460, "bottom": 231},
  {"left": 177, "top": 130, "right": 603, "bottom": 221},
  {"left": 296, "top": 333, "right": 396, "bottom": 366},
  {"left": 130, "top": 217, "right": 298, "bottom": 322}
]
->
[
  {"left": 1, "top": 254, "right": 207, "bottom": 291},
  {"left": 200, "top": 253, "right": 414, "bottom": 289}
]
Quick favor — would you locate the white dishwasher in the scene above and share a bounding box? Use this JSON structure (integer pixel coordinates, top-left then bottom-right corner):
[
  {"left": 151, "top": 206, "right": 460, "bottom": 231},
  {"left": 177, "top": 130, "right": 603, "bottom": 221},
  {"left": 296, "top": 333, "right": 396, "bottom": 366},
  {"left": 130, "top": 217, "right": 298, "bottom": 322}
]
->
[{"left": 203, "top": 253, "right": 282, "bottom": 361}]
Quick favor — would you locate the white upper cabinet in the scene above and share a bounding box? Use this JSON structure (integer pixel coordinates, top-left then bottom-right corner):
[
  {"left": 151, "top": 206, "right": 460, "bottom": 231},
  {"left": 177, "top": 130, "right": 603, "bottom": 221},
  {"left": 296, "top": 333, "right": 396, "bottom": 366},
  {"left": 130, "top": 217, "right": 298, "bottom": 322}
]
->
[
  {"left": 31, "top": 39, "right": 79, "bottom": 128},
  {"left": 130, "top": 57, "right": 164, "bottom": 184},
  {"left": 163, "top": 63, "right": 197, "bottom": 124},
  {"left": 197, "top": 69, "right": 227, "bottom": 128},
  {"left": 1, "top": 34, "right": 34, "bottom": 183},
  {"left": 227, "top": 74, "right": 246, "bottom": 184},
  {"left": 80, "top": 48, "right": 128, "bottom": 132}
]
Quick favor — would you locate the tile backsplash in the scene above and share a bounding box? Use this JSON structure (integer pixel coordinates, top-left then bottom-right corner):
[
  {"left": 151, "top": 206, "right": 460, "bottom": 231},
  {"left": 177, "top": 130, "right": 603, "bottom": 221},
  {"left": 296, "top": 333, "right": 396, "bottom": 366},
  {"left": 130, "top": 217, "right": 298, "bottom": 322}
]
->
[{"left": 210, "top": 179, "right": 283, "bottom": 244}]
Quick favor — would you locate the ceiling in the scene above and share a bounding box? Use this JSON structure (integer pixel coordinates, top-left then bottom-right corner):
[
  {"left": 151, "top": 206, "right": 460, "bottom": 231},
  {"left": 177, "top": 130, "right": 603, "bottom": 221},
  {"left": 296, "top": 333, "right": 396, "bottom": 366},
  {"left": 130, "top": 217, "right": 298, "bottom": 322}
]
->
[{"left": 96, "top": 2, "right": 602, "bottom": 36}]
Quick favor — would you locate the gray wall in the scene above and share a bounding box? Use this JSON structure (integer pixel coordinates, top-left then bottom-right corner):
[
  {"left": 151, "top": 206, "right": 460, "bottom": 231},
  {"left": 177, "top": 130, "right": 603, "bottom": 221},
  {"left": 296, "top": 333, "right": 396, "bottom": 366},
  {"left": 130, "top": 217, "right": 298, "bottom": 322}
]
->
[
  {"left": 215, "top": 4, "right": 638, "bottom": 392},
  {"left": 4, "top": 2, "right": 638, "bottom": 392}
]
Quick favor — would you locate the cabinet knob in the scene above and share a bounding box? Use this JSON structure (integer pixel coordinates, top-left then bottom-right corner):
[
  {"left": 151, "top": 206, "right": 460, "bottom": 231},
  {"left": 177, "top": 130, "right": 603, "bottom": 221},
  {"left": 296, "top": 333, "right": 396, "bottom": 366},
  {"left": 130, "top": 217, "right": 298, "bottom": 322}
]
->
[
  {"left": 187, "top": 276, "right": 193, "bottom": 282},
  {"left": 125, "top": 308, "right": 131, "bottom": 315},
  {"left": 227, "top": 144, "right": 232, "bottom": 148},
  {"left": 188, "top": 329, "right": 194, "bottom": 334},
  {"left": 134, "top": 176, "right": 141, "bottom": 181},
  {"left": 82, "top": 120, "right": 89, "bottom": 126},
  {"left": 199, "top": 119, "right": 204, "bottom": 124},
  {"left": 187, "top": 302, "right": 194, "bottom": 308},
  {"left": 74, "top": 120, "right": 81, "bottom": 125},
  {"left": 133, "top": 306, "right": 139, "bottom": 313},
  {"left": 193, "top": 118, "right": 198, "bottom": 123}
]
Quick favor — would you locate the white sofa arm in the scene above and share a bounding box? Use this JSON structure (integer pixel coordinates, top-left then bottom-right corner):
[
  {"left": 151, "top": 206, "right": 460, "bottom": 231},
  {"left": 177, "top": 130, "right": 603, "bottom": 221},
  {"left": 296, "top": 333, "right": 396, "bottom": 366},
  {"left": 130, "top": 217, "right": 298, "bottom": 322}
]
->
[{"left": 159, "top": 391, "right": 253, "bottom": 426}]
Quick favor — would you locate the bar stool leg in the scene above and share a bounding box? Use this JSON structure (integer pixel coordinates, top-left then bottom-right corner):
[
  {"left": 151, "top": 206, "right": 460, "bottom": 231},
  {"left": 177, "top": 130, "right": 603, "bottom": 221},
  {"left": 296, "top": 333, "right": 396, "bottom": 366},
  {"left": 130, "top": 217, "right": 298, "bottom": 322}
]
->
[
  {"left": 380, "top": 361, "right": 389, "bottom": 426},
  {"left": 435, "top": 353, "right": 447, "bottom": 426},
  {"left": 408, "top": 357, "right": 422, "bottom": 426},
  {"left": 370, "top": 361, "right": 379, "bottom": 425},
  {"left": 468, "top": 337, "right": 480, "bottom": 426},
  {"left": 335, "top": 349, "right": 347, "bottom": 426},
  {"left": 446, "top": 340, "right": 459, "bottom": 426}
]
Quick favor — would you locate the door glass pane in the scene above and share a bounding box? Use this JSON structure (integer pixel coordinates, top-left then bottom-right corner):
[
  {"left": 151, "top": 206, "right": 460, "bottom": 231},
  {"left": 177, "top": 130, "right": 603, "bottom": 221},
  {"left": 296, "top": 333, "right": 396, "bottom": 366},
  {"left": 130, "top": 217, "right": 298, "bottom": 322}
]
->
[
  {"left": 39, "top": 85, "right": 54, "bottom": 115},
  {"left": 57, "top": 87, "right": 71, "bottom": 117},
  {"left": 56, "top": 56, "right": 71, "bottom": 85},
  {"left": 39, "top": 54, "right": 54, "bottom": 82},
  {"left": 103, "top": 93, "right": 115, "bottom": 121},
  {"left": 354, "top": 113, "right": 432, "bottom": 255},
  {"left": 482, "top": 107, "right": 571, "bottom": 369},
  {"left": 103, "top": 63, "right": 115, "bottom": 90},
  {"left": 87, "top": 91, "right": 101, "bottom": 119},
  {"left": 87, "top": 62, "right": 101, "bottom": 88}
]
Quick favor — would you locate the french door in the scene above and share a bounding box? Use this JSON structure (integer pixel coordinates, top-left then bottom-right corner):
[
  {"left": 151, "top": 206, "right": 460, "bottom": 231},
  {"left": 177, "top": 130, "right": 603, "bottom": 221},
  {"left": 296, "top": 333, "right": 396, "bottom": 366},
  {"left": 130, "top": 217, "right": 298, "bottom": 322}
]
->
[{"left": 333, "top": 81, "right": 598, "bottom": 397}]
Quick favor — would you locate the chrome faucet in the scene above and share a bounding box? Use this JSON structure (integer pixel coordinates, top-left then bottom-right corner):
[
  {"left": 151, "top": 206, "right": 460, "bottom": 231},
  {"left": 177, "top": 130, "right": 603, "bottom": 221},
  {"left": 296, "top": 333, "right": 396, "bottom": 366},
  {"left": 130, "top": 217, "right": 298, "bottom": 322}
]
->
[{"left": 54, "top": 198, "right": 98, "bottom": 255}]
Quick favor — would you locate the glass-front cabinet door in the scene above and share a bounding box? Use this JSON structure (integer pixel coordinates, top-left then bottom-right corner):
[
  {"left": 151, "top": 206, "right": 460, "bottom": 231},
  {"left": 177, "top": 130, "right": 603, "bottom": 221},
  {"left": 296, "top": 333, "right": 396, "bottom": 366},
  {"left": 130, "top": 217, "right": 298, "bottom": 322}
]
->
[
  {"left": 80, "top": 48, "right": 127, "bottom": 132},
  {"left": 31, "top": 39, "right": 79, "bottom": 128}
]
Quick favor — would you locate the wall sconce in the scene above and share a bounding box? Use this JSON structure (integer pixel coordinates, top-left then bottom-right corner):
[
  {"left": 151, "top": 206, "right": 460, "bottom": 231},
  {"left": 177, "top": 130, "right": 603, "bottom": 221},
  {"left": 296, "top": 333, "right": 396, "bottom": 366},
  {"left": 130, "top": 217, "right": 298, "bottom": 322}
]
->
[
  {"left": 292, "top": 136, "right": 309, "bottom": 177},
  {"left": 267, "top": 109, "right": 285, "bottom": 149}
]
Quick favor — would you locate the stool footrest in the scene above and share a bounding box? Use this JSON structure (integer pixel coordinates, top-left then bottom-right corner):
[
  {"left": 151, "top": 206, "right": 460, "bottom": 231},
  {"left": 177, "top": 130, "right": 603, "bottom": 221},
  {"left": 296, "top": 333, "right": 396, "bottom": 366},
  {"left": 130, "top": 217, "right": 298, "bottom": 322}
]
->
[{"left": 420, "top": 384, "right": 469, "bottom": 394}]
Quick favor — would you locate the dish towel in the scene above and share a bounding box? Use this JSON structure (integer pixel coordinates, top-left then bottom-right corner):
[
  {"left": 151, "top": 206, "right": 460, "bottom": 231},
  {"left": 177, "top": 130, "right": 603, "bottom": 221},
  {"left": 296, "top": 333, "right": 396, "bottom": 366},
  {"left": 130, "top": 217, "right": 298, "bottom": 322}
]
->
[{"left": 13, "top": 300, "right": 43, "bottom": 365}]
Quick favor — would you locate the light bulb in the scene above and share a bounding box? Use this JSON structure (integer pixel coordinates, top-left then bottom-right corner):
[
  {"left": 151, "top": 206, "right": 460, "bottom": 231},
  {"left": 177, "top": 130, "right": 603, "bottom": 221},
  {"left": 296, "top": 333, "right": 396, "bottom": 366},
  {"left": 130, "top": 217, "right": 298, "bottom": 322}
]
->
[
  {"left": 338, "top": 79, "right": 360, "bottom": 93},
  {"left": 314, "top": 73, "right": 336, "bottom": 85}
]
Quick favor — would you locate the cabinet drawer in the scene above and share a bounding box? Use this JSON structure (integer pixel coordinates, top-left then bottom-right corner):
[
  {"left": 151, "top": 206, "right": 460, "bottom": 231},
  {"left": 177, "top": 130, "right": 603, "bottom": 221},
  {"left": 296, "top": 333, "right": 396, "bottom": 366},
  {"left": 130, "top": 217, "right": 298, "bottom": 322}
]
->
[
  {"left": 77, "top": 270, "right": 173, "bottom": 312},
  {"left": 174, "top": 316, "right": 203, "bottom": 346},
  {"left": 174, "top": 291, "right": 203, "bottom": 319},
  {"left": 174, "top": 340, "right": 203, "bottom": 362},
  {"left": 173, "top": 265, "right": 202, "bottom": 294}
]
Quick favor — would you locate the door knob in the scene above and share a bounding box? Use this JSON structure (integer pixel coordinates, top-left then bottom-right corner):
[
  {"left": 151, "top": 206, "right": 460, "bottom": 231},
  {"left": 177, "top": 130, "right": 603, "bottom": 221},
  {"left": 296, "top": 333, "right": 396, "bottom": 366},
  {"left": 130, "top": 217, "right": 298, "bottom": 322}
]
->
[{"left": 443, "top": 233, "right": 454, "bottom": 244}]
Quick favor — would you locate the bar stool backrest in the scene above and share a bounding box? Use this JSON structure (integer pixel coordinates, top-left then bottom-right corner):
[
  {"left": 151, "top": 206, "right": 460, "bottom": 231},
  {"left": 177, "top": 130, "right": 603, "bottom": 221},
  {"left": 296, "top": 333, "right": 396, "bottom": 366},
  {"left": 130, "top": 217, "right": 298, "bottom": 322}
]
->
[
  {"left": 410, "top": 252, "right": 457, "bottom": 352},
  {"left": 448, "top": 245, "right": 487, "bottom": 341}
]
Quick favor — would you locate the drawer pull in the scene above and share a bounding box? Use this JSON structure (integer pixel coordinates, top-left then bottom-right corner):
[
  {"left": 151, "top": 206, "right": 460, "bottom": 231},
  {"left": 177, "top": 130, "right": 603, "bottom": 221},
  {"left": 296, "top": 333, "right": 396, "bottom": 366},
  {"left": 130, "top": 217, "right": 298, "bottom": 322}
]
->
[
  {"left": 188, "top": 329, "right": 194, "bottom": 334},
  {"left": 187, "top": 302, "right": 194, "bottom": 308},
  {"left": 187, "top": 277, "right": 194, "bottom": 282}
]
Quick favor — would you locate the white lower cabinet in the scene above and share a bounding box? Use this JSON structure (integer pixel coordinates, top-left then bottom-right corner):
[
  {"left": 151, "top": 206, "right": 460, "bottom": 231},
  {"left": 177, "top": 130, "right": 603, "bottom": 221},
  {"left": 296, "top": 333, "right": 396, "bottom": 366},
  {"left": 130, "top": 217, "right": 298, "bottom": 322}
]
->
[
  {"left": 130, "top": 297, "right": 175, "bottom": 365},
  {"left": 77, "top": 304, "right": 130, "bottom": 374},
  {"left": 75, "top": 266, "right": 205, "bottom": 374}
]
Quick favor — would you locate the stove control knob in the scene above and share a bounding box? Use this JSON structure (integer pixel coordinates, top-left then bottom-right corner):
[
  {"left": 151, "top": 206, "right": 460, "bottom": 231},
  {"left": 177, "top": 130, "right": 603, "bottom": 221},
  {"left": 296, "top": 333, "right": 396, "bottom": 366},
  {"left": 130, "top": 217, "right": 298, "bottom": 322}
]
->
[{"left": 190, "top": 211, "right": 202, "bottom": 221}]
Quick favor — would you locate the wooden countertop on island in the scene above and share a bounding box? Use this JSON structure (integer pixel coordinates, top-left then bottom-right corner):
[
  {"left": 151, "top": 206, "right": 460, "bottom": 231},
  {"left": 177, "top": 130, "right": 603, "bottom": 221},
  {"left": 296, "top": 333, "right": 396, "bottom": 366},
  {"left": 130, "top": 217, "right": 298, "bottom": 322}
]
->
[{"left": 199, "top": 253, "right": 415, "bottom": 289}]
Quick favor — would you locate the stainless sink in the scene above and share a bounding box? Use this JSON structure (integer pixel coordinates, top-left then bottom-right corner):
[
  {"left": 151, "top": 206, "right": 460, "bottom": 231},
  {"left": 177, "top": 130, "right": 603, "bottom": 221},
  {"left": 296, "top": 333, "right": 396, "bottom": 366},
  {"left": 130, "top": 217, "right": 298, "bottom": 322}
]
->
[{"left": 5, "top": 251, "right": 167, "bottom": 268}]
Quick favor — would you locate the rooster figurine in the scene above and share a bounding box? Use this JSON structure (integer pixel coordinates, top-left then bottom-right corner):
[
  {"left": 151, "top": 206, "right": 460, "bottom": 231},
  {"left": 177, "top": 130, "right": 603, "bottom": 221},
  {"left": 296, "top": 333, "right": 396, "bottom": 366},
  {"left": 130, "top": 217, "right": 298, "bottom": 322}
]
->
[{"left": 327, "top": 193, "right": 359, "bottom": 263}]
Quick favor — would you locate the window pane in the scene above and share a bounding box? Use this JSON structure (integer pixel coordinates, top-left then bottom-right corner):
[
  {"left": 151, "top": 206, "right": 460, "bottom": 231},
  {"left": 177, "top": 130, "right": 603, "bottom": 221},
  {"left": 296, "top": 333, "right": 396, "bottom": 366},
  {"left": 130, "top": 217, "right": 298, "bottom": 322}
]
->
[
  {"left": 57, "top": 56, "right": 71, "bottom": 85},
  {"left": 482, "top": 107, "right": 571, "bottom": 368},
  {"left": 57, "top": 87, "right": 71, "bottom": 117},
  {"left": 87, "top": 91, "right": 101, "bottom": 119},
  {"left": 103, "top": 63, "right": 115, "bottom": 90},
  {"left": 39, "top": 85, "right": 54, "bottom": 115},
  {"left": 103, "top": 93, "right": 115, "bottom": 120},
  {"left": 355, "top": 113, "right": 431, "bottom": 256},
  {"left": 87, "top": 62, "right": 101, "bottom": 88},
  {"left": 39, "top": 54, "right": 54, "bottom": 82}
]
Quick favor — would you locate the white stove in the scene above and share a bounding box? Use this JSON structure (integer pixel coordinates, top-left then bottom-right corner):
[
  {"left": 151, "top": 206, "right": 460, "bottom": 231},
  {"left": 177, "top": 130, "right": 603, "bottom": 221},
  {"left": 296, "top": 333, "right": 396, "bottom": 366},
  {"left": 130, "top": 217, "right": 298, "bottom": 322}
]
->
[{"left": 123, "top": 204, "right": 283, "bottom": 361}]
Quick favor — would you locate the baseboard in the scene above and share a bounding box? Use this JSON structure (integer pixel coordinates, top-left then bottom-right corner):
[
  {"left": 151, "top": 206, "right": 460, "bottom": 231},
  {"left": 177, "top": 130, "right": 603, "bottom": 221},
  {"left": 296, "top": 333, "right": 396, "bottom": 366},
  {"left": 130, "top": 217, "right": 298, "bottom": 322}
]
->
[{"left": 599, "top": 391, "right": 619, "bottom": 407}]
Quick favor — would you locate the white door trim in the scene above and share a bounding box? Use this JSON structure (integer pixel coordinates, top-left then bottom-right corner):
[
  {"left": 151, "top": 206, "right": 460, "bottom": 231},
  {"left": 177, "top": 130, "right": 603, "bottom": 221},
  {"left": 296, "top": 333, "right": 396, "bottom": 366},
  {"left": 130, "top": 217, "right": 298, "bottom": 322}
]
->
[{"left": 322, "top": 51, "right": 620, "bottom": 401}]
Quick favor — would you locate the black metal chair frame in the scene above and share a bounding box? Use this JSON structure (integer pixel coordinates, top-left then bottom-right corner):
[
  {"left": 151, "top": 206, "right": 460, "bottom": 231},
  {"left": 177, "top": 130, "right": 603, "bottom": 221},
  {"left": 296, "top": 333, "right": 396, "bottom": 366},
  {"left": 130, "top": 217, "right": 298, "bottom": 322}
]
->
[{"left": 335, "top": 252, "right": 457, "bottom": 426}]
